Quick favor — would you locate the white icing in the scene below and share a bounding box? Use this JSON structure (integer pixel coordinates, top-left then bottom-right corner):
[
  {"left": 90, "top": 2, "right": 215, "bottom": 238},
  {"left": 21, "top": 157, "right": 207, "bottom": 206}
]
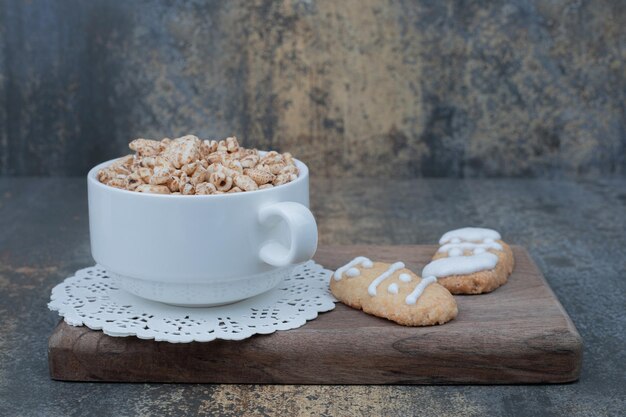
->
[
  {"left": 399, "top": 273, "right": 412, "bottom": 282},
  {"left": 387, "top": 283, "right": 399, "bottom": 294},
  {"left": 422, "top": 252, "right": 499, "bottom": 278},
  {"left": 448, "top": 248, "right": 463, "bottom": 257},
  {"left": 473, "top": 247, "right": 486, "bottom": 254},
  {"left": 438, "top": 241, "right": 503, "bottom": 254},
  {"left": 368, "top": 262, "right": 405, "bottom": 296},
  {"left": 346, "top": 267, "right": 360, "bottom": 277},
  {"left": 439, "top": 227, "right": 501, "bottom": 245},
  {"left": 405, "top": 276, "right": 437, "bottom": 305},
  {"left": 334, "top": 256, "right": 373, "bottom": 281}
]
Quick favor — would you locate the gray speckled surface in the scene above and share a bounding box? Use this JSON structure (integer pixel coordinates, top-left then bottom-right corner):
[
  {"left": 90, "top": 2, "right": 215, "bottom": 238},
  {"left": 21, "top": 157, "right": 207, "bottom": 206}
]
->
[
  {"left": 0, "top": 177, "right": 624, "bottom": 416},
  {"left": 1, "top": 0, "right": 625, "bottom": 177}
]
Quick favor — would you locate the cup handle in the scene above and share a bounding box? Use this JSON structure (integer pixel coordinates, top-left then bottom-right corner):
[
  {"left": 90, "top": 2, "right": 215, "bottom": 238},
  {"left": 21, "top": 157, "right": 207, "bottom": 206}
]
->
[{"left": 258, "top": 202, "right": 318, "bottom": 267}]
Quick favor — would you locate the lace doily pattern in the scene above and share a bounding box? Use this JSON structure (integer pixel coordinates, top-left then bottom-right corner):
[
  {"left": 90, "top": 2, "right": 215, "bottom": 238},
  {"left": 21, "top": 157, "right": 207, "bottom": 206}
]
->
[{"left": 49, "top": 261, "right": 336, "bottom": 343}]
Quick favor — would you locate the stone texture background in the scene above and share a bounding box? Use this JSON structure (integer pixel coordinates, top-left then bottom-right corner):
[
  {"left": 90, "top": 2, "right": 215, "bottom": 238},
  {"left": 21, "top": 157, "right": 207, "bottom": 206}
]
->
[{"left": 0, "top": 0, "right": 624, "bottom": 177}]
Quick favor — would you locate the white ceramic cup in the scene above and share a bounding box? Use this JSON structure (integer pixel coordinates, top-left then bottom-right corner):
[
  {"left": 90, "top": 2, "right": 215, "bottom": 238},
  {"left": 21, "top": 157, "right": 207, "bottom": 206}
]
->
[{"left": 87, "top": 156, "right": 318, "bottom": 306}]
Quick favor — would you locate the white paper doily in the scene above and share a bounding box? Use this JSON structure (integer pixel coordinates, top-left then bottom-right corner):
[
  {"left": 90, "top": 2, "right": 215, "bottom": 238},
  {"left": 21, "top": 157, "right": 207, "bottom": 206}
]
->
[{"left": 48, "top": 261, "right": 336, "bottom": 343}]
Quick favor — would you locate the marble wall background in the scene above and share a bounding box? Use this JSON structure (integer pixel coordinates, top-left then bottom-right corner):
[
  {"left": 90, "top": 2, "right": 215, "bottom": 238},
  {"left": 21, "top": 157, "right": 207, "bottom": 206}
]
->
[{"left": 0, "top": 0, "right": 624, "bottom": 177}]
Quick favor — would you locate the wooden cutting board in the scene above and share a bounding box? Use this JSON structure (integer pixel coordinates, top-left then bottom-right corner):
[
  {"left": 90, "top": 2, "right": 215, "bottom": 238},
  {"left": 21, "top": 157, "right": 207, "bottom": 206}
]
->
[{"left": 48, "top": 245, "right": 582, "bottom": 384}]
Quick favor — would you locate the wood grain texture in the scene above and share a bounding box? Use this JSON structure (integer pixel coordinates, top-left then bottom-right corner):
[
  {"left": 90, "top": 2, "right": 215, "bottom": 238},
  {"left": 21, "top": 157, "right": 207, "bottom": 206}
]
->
[{"left": 48, "top": 245, "right": 582, "bottom": 384}]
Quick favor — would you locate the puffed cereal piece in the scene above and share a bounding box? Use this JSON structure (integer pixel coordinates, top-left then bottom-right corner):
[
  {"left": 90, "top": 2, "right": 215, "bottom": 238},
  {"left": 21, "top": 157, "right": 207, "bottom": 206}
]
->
[
  {"left": 208, "top": 162, "right": 238, "bottom": 178},
  {"left": 227, "top": 150, "right": 243, "bottom": 160},
  {"left": 138, "top": 156, "right": 156, "bottom": 168},
  {"left": 233, "top": 174, "right": 259, "bottom": 191},
  {"left": 206, "top": 163, "right": 220, "bottom": 174},
  {"left": 260, "top": 151, "right": 283, "bottom": 165},
  {"left": 161, "top": 135, "right": 201, "bottom": 169},
  {"left": 240, "top": 154, "right": 260, "bottom": 168},
  {"left": 207, "top": 152, "right": 226, "bottom": 164},
  {"left": 106, "top": 177, "right": 128, "bottom": 189},
  {"left": 279, "top": 164, "right": 299, "bottom": 176},
  {"left": 195, "top": 182, "right": 217, "bottom": 195},
  {"left": 150, "top": 158, "right": 174, "bottom": 185},
  {"left": 181, "top": 182, "right": 195, "bottom": 195},
  {"left": 228, "top": 186, "right": 242, "bottom": 193},
  {"left": 107, "top": 155, "right": 133, "bottom": 175},
  {"left": 283, "top": 152, "right": 295, "bottom": 165},
  {"left": 181, "top": 162, "right": 198, "bottom": 176},
  {"left": 129, "top": 138, "right": 164, "bottom": 157},
  {"left": 244, "top": 168, "right": 275, "bottom": 185},
  {"left": 255, "top": 164, "right": 272, "bottom": 174},
  {"left": 226, "top": 136, "right": 239, "bottom": 153},
  {"left": 273, "top": 173, "right": 297, "bottom": 186},
  {"left": 200, "top": 140, "right": 218, "bottom": 158},
  {"left": 269, "top": 163, "right": 286, "bottom": 175},
  {"left": 97, "top": 168, "right": 114, "bottom": 184},
  {"left": 136, "top": 184, "right": 170, "bottom": 194},
  {"left": 127, "top": 172, "right": 144, "bottom": 191},
  {"left": 224, "top": 158, "right": 244, "bottom": 174},
  {"left": 138, "top": 167, "right": 152, "bottom": 183},
  {"left": 190, "top": 166, "right": 208, "bottom": 185},
  {"left": 209, "top": 171, "right": 233, "bottom": 192},
  {"left": 166, "top": 176, "right": 181, "bottom": 193}
]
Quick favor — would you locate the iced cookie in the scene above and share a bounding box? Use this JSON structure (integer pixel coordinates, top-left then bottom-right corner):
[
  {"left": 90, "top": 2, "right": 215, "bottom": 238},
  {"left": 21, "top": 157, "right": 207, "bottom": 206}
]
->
[
  {"left": 330, "top": 257, "right": 457, "bottom": 326},
  {"left": 423, "top": 227, "right": 514, "bottom": 295}
]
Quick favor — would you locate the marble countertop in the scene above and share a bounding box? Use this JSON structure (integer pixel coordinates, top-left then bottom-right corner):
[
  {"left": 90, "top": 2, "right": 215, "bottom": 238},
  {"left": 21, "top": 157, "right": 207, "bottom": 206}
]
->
[{"left": 0, "top": 177, "right": 624, "bottom": 416}]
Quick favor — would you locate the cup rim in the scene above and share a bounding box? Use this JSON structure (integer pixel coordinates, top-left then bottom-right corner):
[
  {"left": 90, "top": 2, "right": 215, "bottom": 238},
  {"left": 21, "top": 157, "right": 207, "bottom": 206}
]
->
[{"left": 87, "top": 151, "right": 309, "bottom": 199}]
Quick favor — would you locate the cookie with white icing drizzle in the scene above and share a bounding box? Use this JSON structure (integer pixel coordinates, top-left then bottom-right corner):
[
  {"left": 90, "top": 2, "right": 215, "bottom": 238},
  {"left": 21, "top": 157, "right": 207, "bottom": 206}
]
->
[
  {"left": 330, "top": 257, "right": 457, "bottom": 326},
  {"left": 423, "top": 227, "right": 515, "bottom": 295}
]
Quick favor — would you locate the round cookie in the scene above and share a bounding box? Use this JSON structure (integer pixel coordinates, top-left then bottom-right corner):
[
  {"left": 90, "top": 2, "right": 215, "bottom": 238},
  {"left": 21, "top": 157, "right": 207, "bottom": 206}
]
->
[{"left": 330, "top": 257, "right": 458, "bottom": 326}]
